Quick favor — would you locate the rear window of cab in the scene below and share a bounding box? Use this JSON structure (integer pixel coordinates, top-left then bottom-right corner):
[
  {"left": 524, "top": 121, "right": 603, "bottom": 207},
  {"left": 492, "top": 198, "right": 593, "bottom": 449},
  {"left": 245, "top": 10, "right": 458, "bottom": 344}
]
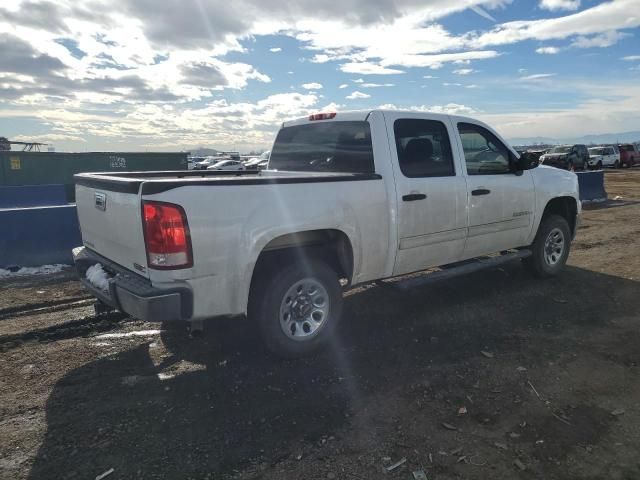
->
[{"left": 269, "top": 121, "right": 375, "bottom": 174}]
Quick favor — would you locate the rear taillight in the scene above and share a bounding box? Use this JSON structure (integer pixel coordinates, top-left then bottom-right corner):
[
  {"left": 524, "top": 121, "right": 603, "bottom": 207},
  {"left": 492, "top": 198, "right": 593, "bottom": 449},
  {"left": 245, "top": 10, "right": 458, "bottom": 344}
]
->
[{"left": 142, "top": 201, "right": 193, "bottom": 269}]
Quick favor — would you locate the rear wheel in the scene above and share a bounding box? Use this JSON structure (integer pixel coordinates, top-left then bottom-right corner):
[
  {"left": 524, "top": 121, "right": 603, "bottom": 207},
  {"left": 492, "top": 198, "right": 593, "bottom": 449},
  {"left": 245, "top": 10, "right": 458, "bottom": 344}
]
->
[
  {"left": 596, "top": 160, "right": 603, "bottom": 169},
  {"left": 524, "top": 214, "right": 571, "bottom": 278},
  {"left": 250, "top": 258, "right": 343, "bottom": 358}
]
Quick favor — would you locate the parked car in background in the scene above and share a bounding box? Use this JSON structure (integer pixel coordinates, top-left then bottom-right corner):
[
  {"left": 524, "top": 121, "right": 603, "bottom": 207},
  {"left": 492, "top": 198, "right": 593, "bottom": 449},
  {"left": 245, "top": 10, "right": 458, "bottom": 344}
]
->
[
  {"left": 618, "top": 144, "right": 640, "bottom": 168},
  {"left": 525, "top": 149, "right": 548, "bottom": 165},
  {"left": 193, "top": 156, "right": 221, "bottom": 170},
  {"left": 540, "top": 144, "right": 589, "bottom": 171},
  {"left": 207, "top": 159, "right": 246, "bottom": 171},
  {"left": 588, "top": 146, "right": 619, "bottom": 169},
  {"left": 73, "top": 109, "right": 580, "bottom": 358},
  {"left": 244, "top": 150, "right": 271, "bottom": 169},
  {"left": 187, "top": 156, "right": 205, "bottom": 170}
]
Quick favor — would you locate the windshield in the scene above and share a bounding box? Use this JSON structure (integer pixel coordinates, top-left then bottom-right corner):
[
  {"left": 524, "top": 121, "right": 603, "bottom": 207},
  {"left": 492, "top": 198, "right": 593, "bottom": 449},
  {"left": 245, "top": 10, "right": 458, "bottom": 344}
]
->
[
  {"left": 269, "top": 121, "right": 375, "bottom": 173},
  {"left": 549, "top": 146, "right": 572, "bottom": 154},
  {"left": 589, "top": 148, "right": 607, "bottom": 155}
]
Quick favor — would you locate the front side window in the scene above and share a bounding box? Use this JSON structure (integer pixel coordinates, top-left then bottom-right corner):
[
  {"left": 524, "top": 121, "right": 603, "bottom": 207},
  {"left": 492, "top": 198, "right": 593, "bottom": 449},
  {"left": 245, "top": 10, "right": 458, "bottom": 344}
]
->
[
  {"left": 393, "top": 119, "right": 455, "bottom": 177},
  {"left": 458, "top": 122, "right": 511, "bottom": 175},
  {"left": 269, "top": 121, "right": 374, "bottom": 173}
]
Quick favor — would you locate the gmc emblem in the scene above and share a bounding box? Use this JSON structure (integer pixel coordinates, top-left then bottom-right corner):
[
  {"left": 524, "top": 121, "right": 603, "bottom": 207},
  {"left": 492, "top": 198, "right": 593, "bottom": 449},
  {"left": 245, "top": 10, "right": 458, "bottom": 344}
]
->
[{"left": 94, "top": 192, "right": 107, "bottom": 211}]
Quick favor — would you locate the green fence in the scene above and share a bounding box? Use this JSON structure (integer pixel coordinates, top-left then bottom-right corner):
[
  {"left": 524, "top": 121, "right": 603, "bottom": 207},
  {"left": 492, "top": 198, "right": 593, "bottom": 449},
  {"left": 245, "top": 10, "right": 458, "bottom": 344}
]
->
[{"left": 0, "top": 151, "right": 188, "bottom": 201}]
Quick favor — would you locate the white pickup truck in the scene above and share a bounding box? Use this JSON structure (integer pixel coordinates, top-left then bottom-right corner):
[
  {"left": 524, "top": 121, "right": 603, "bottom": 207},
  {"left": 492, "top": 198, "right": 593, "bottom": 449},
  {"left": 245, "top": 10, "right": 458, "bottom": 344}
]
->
[{"left": 73, "top": 110, "right": 580, "bottom": 357}]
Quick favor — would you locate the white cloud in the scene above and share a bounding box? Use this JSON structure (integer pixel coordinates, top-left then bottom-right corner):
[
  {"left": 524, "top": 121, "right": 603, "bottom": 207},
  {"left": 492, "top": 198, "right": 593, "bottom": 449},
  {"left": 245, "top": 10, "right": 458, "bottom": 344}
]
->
[
  {"left": 361, "top": 82, "right": 394, "bottom": 87},
  {"left": 622, "top": 55, "right": 640, "bottom": 61},
  {"left": 520, "top": 73, "right": 556, "bottom": 80},
  {"left": 465, "top": 84, "right": 480, "bottom": 88},
  {"left": 338, "top": 83, "right": 349, "bottom": 89},
  {"left": 469, "top": 5, "right": 496, "bottom": 22},
  {"left": 346, "top": 91, "right": 371, "bottom": 99},
  {"left": 1, "top": 0, "right": 639, "bottom": 152},
  {"left": 481, "top": 83, "right": 640, "bottom": 140},
  {"left": 340, "top": 62, "right": 404, "bottom": 75},
  {"left": 378, "top": 103, "right": 478, "bottom": 115},
  {"left": 571, "top": 31, "right": 629, "bottom": 49},
  {"left": 423, "top": 75, "right": 438, "bottom": 79},
  {"left": 475, "top": 0, "right": 640, "bottom": 48},
  {"left": 443, "top": 82, "right": 463, "bottom": 86},
  {"left": 269, "top": 47, "right": 282, "bottom": 52},
  {"left": 536, "top": 46, "right": 560, "bottom": 54},
  {"left": 453, "top": 68, "right": 476, "bottom": 75},
  {"left": 539, "top": 0, "right": 580, "bottom": 11},
  {"left": 302, "top": 82, "right": 323, "bottom": 90}
]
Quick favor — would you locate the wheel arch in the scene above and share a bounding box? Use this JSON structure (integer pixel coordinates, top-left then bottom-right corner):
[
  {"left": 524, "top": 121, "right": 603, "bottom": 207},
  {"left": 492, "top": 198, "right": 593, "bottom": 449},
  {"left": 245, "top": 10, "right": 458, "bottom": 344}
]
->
[
  {"left": 246, "top": 228, "right": 354, "bottom": 312},
  {"left": 541, "top": 196, "right": 578, "bottom": 236}
]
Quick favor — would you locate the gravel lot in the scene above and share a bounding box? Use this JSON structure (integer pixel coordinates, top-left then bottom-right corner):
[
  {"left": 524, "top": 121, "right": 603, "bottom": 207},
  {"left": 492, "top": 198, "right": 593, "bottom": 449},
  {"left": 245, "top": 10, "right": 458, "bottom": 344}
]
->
[{"left": 1, "top": 170, "right": 639, "bottom": 480}]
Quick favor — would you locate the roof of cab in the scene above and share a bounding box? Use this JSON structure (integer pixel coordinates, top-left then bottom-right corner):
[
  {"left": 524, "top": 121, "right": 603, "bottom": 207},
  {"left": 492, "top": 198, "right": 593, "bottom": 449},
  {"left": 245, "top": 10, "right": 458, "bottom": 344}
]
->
[{"left": 282, "top": 109, "right": 478, "bottom": 128}]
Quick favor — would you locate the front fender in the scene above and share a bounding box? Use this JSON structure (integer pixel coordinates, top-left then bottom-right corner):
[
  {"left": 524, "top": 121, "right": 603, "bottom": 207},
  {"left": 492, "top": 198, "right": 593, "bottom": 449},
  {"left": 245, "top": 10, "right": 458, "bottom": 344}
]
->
[{"left": 528, "top": 166, "right": 581, "bottom": 243}]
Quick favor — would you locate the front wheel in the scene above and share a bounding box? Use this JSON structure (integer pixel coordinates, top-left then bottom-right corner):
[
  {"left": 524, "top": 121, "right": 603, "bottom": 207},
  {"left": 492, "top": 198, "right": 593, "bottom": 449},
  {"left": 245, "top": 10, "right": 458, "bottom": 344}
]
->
[
  {"left": 524, "top": 214, "right": 572, "bottom": 278},
  {"left": 250, "top": 258, "right": 343, "bottom": 358}
]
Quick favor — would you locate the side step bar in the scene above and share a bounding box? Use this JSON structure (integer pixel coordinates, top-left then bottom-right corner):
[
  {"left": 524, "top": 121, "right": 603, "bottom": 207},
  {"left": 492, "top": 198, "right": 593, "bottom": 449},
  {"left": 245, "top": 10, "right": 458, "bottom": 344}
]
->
[{"left": 390, "top": 249, "right": 532, "bottom": 291}]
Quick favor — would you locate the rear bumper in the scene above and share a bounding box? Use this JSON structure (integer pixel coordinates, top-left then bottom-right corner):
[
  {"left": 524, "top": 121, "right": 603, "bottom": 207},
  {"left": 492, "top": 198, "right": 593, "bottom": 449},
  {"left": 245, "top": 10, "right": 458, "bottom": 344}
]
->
[{"left": 73, "top": 246, "right": 192, "bottom": 322}]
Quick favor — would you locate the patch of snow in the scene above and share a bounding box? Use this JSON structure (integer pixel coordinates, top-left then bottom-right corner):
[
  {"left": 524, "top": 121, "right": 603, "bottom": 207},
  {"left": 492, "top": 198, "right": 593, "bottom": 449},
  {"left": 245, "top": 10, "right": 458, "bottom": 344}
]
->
[
  {"left": 85, "top": 263, "right": 110, "bottom": 291},
  {"left": 0, "top": 264, "right": 67, "bottom": 278},
  {"left": 96, "top": 330, "right": 162, "bottom": 339}
]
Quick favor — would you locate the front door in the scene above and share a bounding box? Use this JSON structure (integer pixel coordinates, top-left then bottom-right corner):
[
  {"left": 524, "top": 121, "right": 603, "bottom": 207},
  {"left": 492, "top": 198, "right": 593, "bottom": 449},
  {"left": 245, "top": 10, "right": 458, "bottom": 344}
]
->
[
  {"left": 384, "top": 113, "right": 468, "bottom": 276},
  {"left": 454, "top": 121, "right": 535, "bottom": 259}
]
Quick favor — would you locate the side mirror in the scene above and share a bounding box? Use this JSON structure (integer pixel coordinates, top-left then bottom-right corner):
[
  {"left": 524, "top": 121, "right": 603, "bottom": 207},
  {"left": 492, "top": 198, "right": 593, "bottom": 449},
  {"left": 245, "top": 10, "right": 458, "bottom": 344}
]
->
[{"left": 513, "top": 152, "right": 538, "bottom": 171}]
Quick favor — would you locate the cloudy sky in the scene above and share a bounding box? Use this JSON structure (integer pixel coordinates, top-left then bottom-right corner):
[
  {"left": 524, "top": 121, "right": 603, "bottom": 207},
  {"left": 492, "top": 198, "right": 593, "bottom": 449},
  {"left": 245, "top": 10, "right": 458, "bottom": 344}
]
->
[{"left": 1, "top": 0, "right": 639, "bottom": 152}]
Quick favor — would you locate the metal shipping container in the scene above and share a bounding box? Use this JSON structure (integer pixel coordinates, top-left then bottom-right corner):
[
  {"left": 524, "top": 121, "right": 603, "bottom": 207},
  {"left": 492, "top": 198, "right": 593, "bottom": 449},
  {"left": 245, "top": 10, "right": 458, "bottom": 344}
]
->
[{"left": 0, "top": 151, "right": 188, "bottom": 201}]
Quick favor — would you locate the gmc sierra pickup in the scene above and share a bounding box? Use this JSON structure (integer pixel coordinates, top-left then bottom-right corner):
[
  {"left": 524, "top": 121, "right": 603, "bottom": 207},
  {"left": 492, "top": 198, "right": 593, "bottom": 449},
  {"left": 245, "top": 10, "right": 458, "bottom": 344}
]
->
[{"left": 73, "top": 110, "right": 580, "bottom": 357}]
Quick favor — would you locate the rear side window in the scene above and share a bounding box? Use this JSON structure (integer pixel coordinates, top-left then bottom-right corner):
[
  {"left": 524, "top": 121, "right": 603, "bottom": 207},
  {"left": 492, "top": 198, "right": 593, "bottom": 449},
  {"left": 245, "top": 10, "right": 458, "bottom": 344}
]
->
[
  {"left": 393, "top": 119, "right": 455, "bottom": 177},
  {"left": 269, "top": 121, "right": 374, "bottom": 173}
]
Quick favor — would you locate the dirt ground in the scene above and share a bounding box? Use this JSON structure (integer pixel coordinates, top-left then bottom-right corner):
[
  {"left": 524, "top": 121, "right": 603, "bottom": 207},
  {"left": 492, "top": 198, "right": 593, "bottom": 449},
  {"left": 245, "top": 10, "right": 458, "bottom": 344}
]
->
[{"left": 1, "top": 170, "right": 639, "bottom": 480}]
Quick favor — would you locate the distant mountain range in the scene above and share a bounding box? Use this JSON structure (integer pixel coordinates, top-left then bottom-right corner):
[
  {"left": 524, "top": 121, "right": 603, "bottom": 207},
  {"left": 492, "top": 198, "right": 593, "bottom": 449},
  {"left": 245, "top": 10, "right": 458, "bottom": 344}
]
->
[
  {"left": 509, "top": 131, "right": 640, "bottom": 147},
  {"left": 189, "top": 148, "right": 220, "bottom": 156}
]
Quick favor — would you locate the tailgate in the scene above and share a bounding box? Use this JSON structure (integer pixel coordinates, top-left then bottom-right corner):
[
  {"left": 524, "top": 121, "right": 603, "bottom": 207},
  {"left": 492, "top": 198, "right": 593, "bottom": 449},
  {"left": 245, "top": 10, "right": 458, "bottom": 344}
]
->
[{"left": 75, "top": 183, "right": 149, "bottom": 277}]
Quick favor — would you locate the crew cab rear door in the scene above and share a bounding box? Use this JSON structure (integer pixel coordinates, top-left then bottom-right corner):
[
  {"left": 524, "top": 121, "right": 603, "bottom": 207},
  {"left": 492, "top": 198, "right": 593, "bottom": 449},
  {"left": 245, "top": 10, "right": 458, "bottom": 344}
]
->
[
  {"left": 383, "top": 112, "right": 468, "bottom": 275},
  {"left": 452, "top": 119, "right": 535, "bottom": 258}
]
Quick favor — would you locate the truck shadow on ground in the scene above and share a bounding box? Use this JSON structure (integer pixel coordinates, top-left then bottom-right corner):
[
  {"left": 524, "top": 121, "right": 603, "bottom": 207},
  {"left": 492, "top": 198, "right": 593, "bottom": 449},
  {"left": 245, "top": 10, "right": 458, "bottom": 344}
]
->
[{"left": 28, "top": 264, "right": 640, "bottom": 479}]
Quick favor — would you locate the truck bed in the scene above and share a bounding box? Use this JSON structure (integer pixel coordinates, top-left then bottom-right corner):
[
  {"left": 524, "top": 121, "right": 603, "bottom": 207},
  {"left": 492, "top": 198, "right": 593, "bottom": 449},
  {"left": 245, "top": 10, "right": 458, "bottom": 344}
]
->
[{"left": 74, "top": 170, "right": 382, "bottom": 195}]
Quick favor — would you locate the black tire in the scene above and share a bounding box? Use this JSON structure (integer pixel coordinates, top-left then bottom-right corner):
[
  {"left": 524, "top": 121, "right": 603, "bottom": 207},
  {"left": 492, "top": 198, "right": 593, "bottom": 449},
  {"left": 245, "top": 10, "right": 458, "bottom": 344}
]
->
[
  {"left": 524, "top": 214, "right": 572, "bottom": 278},
  {"left": 597, "top": 161, "right": 602, "bottom": 169},
  {"left": 616, "top": 160, "right": 622, "bottom": 169},
  {"left": 583, "top": 159, "right": 589, "bottom": 171},
  {"left": 249, "top": 258, "right": 343, "bottom": 358}
]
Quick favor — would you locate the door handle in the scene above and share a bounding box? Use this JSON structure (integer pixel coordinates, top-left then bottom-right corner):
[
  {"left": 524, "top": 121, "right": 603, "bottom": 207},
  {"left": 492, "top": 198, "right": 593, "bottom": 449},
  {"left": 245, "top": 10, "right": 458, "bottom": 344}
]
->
[
  {"left": 471, "top": 188, "right": 491, "bottom": 196},
  {"left": 402, "top": 193, "right": 427, "bottom": 202}
]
